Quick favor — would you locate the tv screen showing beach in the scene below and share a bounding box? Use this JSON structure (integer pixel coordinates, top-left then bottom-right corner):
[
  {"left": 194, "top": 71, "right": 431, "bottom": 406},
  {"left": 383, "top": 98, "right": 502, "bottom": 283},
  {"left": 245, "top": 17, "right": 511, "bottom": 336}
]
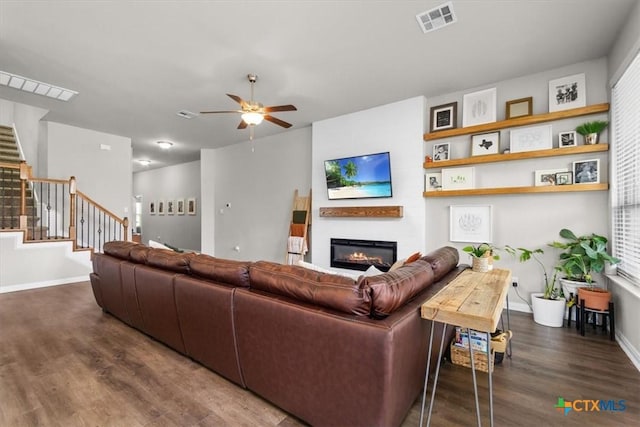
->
[{"left": 324, "top": 152, "right": 393, "bottom": 200}]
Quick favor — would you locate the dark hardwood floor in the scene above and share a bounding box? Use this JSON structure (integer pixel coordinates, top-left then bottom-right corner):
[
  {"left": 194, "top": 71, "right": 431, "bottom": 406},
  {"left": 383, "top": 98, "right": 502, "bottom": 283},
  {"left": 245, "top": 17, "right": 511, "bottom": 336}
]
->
[{"left": 1, "top": 282, "right": 638, "bottom": 426}]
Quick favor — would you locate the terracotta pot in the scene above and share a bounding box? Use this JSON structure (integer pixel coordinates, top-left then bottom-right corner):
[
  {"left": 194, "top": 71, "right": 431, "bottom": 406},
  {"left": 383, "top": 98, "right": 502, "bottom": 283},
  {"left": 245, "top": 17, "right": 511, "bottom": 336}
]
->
[{"left": 578, "top": 287, "right": 611, "bottom": 311}]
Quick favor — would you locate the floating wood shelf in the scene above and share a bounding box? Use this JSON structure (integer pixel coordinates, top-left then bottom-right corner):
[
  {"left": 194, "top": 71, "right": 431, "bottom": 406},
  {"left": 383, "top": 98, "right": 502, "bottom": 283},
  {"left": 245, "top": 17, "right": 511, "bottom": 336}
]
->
[
  {"left": 319, "top": 205, "right": 403, "bottom": 218},
  {"left": 423, "top": 144, "right": 609, "bottom": 169},
  {"left": 423, "top": 183, "right": 608, "bottom": 197},
  {"left": 423, "top": 103, "right": 609, "bottom": 141}
]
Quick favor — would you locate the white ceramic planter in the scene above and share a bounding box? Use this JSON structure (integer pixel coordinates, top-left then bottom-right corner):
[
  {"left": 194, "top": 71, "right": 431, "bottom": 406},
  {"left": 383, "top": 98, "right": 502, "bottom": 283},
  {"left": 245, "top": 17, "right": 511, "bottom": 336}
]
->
[
  {"left": 559, "top": 278, "right": 585, "bottom": 301},
  {"left": 531, "top": 292, "right": 566, "bottom": 327}
]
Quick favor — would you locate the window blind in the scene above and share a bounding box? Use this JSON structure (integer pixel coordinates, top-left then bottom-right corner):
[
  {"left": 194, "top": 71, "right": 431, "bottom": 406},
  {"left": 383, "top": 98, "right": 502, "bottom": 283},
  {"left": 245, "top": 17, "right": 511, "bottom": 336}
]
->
[{"left": 611, "top": 50, "right": 640, "bottom": 287}]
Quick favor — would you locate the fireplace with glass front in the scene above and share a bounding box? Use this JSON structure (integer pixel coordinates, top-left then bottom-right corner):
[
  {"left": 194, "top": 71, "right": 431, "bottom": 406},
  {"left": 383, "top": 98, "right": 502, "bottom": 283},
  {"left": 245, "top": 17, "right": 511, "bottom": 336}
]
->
[{"left": 330, "top": 238, "right": 397, "bottom": 272}]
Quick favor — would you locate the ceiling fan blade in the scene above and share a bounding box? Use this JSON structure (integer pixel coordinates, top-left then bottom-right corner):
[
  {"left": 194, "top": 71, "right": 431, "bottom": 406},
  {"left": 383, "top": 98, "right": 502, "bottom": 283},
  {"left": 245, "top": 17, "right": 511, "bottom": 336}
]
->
[
  {"left": 237, "top": 120, "right": 248, "bottom": 130},
  {"left": 227, "top": 93, "right": 249, "bottom": 108},
  {"left": 199, "top": 110, "right": 243, "bottom": 114},
  {"left": 264, "top": 115, "right": 293, "bottom": 128},
  {"left": 263, "top": 104, "right": 297, "bottom": 113}
]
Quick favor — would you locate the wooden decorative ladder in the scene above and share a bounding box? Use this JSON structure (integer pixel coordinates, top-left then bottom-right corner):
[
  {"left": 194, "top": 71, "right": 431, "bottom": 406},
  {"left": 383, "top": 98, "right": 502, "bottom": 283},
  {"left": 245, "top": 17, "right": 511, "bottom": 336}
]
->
[{"left": 285, "top": 189, "right": 311, "bottom": 264}]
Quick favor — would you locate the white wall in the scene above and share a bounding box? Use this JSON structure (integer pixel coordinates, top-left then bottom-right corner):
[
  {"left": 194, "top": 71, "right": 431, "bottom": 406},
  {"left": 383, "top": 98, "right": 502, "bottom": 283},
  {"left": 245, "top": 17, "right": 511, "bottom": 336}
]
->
[
  {"left": 425, "top": 58, "right": 610, "bottom": 312},
  {"left": 201, "top": 127, "right": 312, "bottom": 261},
  {"left": 312, "top": 97, "right": 427, "bottom": 270},
  {"left": 133, "top": 160, "right": 201, "bottom": 251},
  {"left": 44, "top": 122, "right": 132, "bottom": 220}
]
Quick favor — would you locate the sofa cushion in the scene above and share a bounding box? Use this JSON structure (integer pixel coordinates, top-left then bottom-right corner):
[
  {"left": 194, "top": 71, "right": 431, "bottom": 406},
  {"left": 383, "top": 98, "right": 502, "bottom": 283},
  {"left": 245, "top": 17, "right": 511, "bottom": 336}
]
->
[
  {"left": 189, "top": 254, "right": 251, "bottom": 288},
  {"left": 146, "top": 248, "right": 194, "bottom": 274},
  {"left": 421, "top": 246, "right": 459, "bottom": 281},
  {"left": 129, "top": 245, "right": 151, "bottom": 264},
  {"left": 103, "top": 240, "right": 139, "bottom": 260},
  {"left": 365, "top": 260, "right": 435, "bottom": 318},
  {"left": 249, "top": 261, "right": 371, "bottom": 316}
]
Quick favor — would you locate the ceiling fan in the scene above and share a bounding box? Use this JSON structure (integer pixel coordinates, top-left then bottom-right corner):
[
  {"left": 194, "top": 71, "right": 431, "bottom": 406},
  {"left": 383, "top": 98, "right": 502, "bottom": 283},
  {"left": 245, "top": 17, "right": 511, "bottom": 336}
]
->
[{"left": 200, "top": 74, "right": 297, "bottom": 130}]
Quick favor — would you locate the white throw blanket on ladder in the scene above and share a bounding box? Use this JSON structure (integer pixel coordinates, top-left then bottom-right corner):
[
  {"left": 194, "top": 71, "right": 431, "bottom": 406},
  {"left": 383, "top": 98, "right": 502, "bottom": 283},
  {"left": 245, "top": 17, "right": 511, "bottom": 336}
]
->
[{"left": 287, "top": 236, "right": 308, "bottom": 265}]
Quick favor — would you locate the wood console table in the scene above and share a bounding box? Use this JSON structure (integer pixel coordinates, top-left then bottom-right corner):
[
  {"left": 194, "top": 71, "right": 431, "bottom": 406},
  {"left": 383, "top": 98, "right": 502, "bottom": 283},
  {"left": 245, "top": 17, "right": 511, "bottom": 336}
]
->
[{"left": 419, "top": 268, "right": 511, "bottom": 427}]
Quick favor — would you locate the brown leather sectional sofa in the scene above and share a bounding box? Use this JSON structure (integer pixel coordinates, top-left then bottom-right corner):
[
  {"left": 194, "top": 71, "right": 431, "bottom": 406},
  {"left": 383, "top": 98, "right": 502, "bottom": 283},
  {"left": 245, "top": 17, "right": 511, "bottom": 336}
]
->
[{"left": 89, "top": 241, "right": 465, "bottom": 427}]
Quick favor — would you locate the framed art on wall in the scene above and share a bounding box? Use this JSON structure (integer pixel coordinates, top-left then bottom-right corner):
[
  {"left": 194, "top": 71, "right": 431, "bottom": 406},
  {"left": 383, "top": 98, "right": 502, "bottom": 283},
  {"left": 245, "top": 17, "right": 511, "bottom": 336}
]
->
[
  {"left": 471, "top": 132, "right": 500, "bottom": 156},
  {"left": 505, "top": 97, "right": 532, "bottom": 119},
  {"left": 425, "top": 172, "right": 442, "bottom": 191},
  {"left": 534, "top": 168, "right": 568, "bottom": 186},
  {"left": 433, "top": 142, "right": 450, "bottom": 161},
  {"left": 556, "top": 171, "right": 573, "bottom": 185},
  {"left": 167, "top": 200, "right": 175, "bottom": 215},
  {"left": 158, "top": 200, "right": 165, "bottom": 215},
  {"left": 510, "top": 124, "right": 553, "bottom": 153},
  {"left": 558, "top": 131, "right": 577, "bottom": 148},
  {"left": 449, "top": 205, "right": 493, "bottom": 243},
  {"left": 462, "top": 87, "right": 497, "bottom": 127},
  {"left": 430, "top": 102, "right": 457, "bottom": 132},
  {"left": 442, "top": 167, "right": 475, "bottom": 190},
  {"left": 548, "top": 73, "right": 586, "bottom": 112},
  {"left": 573, "top": 159, "right": 599, "bottom": 184},
  {"left": 149, "top": 201, "right": 156, "bottom": 215},
  {"left": 177, "top": 198, "right": 185, "bottom": 215},
  {"left": 187, "top": 198, "right": 197, "bottom": 215}
]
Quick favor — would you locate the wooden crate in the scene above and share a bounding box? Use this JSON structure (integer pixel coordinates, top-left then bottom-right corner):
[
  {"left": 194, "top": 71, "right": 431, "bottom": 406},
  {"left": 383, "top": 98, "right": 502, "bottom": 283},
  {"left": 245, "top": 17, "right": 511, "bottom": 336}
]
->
[{"left": 450, "top": 343, "right": 494, "bottom": 373}]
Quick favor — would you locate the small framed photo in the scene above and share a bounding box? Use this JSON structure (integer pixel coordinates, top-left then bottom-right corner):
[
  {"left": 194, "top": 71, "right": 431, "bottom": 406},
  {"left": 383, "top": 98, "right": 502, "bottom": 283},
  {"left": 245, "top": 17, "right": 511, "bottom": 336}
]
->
[
  {"left": 548, "top": 73, "right": 586, "bottom": 112},
  {"left": 430, "top": 102, "right": 457, "bottom": 132},
  {"left": 177, "top": 198, "right": 185, "bottom": 215},
  {"left": 506, "top": 97, "right": 533, "bottom": 120},
  {"left": 167, "top": 200, "right": 175, "bottom": 215},
  {"left": 556, "top": 171, "right": 573, "bottom": 185},
  {"left": 534, "top": 168, "right": 568, "bottom": 186},
  {"left": 442, "top": 167, "right": 475, "bottom": 190},
  {"left": 158, "top": 200, "right": 165, "bottom": 216},
  {"left": 471, "top": 132, "right": 500, "bottom": 156},
  {"left": 558, "top": 131, "right": 577, "bottom": 148},
  {"left": 510, "top": 124, "right": 553, "bottom": 153},
  {"left": 149, "top": 201, "right": 156, "bottom": 215},
  {"left": 573, "top": 159, "right": 600, "bottom": 184},
  {"left": 187, "top": 197, "right": 197, "bottom": 215},
  {"left": 463, "top": 87, "right": 497, "bottom": 127},
  {"left": 425, "top": 172, "right": 442, "bottom": 191},
  {"left": 449, "top": 205, "right": 493, "bottom": 243},
  {"left": 433, "top": 142, "right": 450, "bottom": 161}
]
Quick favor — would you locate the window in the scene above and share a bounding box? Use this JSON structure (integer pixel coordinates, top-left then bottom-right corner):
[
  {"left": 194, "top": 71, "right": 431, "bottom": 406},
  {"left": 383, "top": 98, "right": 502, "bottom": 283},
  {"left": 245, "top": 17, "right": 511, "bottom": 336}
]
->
[{"left": 611, "top": 50, "right": 640, "bottom": 287}]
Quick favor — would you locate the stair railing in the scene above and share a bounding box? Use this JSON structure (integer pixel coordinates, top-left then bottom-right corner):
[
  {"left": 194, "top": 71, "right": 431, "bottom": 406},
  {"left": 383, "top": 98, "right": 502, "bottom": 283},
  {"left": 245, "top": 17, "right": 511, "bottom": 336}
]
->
[{"left": 0, "top": 161, "right": 128, "bottom": 253}]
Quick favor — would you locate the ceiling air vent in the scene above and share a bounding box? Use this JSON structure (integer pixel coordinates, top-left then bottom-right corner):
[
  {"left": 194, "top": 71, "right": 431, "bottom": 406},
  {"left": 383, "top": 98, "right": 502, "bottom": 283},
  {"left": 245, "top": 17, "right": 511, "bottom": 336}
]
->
[
  {"left": 416, "top": 1, "right": 457, "bottom": 33},
  {"left": 176, "top": 110, "right": 198, "bottom": 119}
]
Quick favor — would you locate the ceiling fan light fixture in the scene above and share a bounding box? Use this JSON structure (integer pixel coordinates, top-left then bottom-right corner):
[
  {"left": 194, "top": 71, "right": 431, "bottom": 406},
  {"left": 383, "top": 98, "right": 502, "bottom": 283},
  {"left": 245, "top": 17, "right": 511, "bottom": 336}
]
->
[
  {"left": 138, "top": 159, "right": 152, "bottom": 166},
  {"left": 156, "top": 140, "right": 173, "bottom": 149},
  {"left": 241, "top": 112, "right": 264, "bottom": 126}
]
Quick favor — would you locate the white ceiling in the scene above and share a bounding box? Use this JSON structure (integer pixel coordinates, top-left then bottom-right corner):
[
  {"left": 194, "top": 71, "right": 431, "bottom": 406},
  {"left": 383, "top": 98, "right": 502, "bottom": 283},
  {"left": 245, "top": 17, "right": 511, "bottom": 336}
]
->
[{"left": 0, "top": 0, "right": 636, "bottom": 172}]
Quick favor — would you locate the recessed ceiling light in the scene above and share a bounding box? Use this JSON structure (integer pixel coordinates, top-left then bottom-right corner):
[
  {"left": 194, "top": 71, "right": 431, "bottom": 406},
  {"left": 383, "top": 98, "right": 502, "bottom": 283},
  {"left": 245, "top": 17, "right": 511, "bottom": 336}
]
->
[
  {"left": 157, "top": 140, "right": 173, "bottom": 149},
  {"left": 416, "top": 1, "right": 457, "bottom": 33},
  {"left": 0, "top": 70, "right": 78, "bottom": 101},
  {"left": 138, "top": 159, "right": 152, "bottom": 166}
]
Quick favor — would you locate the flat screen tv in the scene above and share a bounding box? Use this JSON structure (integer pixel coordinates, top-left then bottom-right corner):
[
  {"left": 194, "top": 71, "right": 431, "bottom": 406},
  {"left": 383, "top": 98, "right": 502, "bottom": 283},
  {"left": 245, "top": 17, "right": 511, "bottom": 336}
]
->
[{"left": 324, "top": 152, "right": 392, "bottom": 200}]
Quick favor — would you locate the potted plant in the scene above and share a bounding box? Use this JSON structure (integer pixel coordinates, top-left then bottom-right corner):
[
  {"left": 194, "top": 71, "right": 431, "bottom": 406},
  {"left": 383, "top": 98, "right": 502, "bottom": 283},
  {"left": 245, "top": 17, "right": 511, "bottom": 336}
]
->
[
  {"left": 462, "top": 243, "right": 499, "bottom": 272},
  {"left": 575, "top": 120, "right": 608, "bottom": 145},
  {"left": 550, "top": 228, "right": 620, "bottom": 311},
  {"left": 506, "top": 246, "right": 565, "bottom": 327}
]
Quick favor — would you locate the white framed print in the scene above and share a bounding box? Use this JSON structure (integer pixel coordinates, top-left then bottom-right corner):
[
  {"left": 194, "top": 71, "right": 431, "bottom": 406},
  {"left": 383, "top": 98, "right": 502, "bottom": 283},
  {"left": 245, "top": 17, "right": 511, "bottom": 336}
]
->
[
  {"left": 433, "top": 142, "right": 450, "bottom": 161},
  {"left": 449, "top": 205, "right": 493, "bottom": 243},
  {"left": 471, "top": 132, "right": 500, "bottom": 156},
  {"left": 149, "top": 200, "right": 156, "bottom": 215},
  {"left": 442, "top": 167, "right": 475, "bottom": 190},
  {"left": 548, "top": 73, "right": 586, "bottom": 112},
  {"left": 425, "top": 172, "right": 442, "bottom": 191},
  {"left": 176, "top": 198, "right": 185, "bottom": 215},
  {"left": 463, "top": 87, "right": 497, "bottom": 127},
  {"left": 558, "top": 131, "right": 577, "bottom": 148},
  {"left": 573, "top": 159, "right": 599, "bottom": 184},
  {"left": 187, "top": 197, "right": 197, "bottom": 215},
  {"left": 510, "top": 124, "right": 553, "bottom": 153},
  {"left": 534, "top": 168, "right": 568, "bottom": 186},
  {"left": 158, "top": 199, "right": 165, "bottom": 215}
]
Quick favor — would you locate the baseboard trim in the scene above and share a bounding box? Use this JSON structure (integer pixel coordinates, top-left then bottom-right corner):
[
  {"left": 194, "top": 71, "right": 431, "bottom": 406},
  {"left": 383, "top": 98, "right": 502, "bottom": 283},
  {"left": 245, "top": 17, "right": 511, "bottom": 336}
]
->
[
  {"left": 507, "top": 300, "right": 531, "bottom": 313},
  {"left": 0, "top": 276, "right": 89, "bottom": 294},
  {"left": 616, "top": 331, "right": 640, "bottom": 373}
]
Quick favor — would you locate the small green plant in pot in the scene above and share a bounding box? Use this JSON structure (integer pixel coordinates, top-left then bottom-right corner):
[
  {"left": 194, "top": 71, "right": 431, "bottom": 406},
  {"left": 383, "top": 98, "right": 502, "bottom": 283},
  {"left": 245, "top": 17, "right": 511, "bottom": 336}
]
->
[
  {"left": 462, "top": 243, "right": 499, "bottom": 272},
  {"left": 575, "top": 120, "right": 608, "bottom": 144}
]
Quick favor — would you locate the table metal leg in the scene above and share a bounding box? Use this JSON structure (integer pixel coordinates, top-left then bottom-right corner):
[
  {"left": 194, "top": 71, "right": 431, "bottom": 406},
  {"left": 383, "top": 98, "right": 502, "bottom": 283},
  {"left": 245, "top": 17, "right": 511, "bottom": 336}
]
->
[
  {"left": 486, "top": 331, "right": 494, "bottom": 427},
  {"left": 426, "top": 324, "right": 448, "bottom": 426},
  {"left": 418, "top": 323, "right": 435, "bottom": 427},
  {"left": 467, "top": 328, "right": 482, "bottom": 427}
]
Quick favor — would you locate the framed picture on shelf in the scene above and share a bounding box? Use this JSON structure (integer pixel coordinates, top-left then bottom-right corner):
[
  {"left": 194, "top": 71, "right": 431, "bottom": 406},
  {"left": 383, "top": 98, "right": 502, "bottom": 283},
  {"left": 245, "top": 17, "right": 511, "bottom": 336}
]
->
[
  {"left": 556, "top": 171, "right": 573, "bottom": 185},
  {"left": 510, "top": 124, "right": 553, "bottom": 153},
  {"left": 442, "top": 167, "right": 475, "bottom": 190},
  {"left": 558, "top": 131, "right": 577, "bottom": 148},
  {"left": 462, "top": 87, "right": 497, "bottom": 127},
  {"left": 505, "top": 97, "right": 533, "bottom": 119},
  {"left": 471, "top": 132, "right": 500, "bottom": 156},
  {"left": 176, "top": 198, "right": 185, "bottom": 215},
  {"left": 449, "top": 205, "right": 493, "bottom": 243},
  {"left": 430, "top": 102, "right": 457, "bottom": 132},
  {"left": 149, "top": 201, "right": 156, "bottom": 215},
  {"left": 534, "top": 168, "right": 568, "bottom": 186},
  {"left": 158, "top": 200, "right": 165, "bottom": 215},
  {"left": 573, "top": 159, "right": 600, "bottom": 184},
  {"left": 167, "top": 200, "right": 175, "bottom": 215},
  {"left": 433, "top": 142, "right": 450, "bottom": 161},
  {"left": 548, "top": 73, "right": 586, "bottom": 112},
  {"left": 425, "top": 172, "right": 442, "bottom": 191},
  {"left": 187, "top": 197, "right": 197, "bottom": 215}
]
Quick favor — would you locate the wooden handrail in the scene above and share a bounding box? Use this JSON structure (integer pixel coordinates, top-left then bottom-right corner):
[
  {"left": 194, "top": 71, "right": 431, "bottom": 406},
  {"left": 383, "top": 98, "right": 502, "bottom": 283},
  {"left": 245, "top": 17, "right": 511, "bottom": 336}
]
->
[
  {"left": 30, "top": 177, "right": 70, "bottom": 185},
  {"left": 76, "top": 190, "right": 126, "bottom": 224},
  {"left": 0, "top": 162, "right": 20, "bottom": 170}
]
